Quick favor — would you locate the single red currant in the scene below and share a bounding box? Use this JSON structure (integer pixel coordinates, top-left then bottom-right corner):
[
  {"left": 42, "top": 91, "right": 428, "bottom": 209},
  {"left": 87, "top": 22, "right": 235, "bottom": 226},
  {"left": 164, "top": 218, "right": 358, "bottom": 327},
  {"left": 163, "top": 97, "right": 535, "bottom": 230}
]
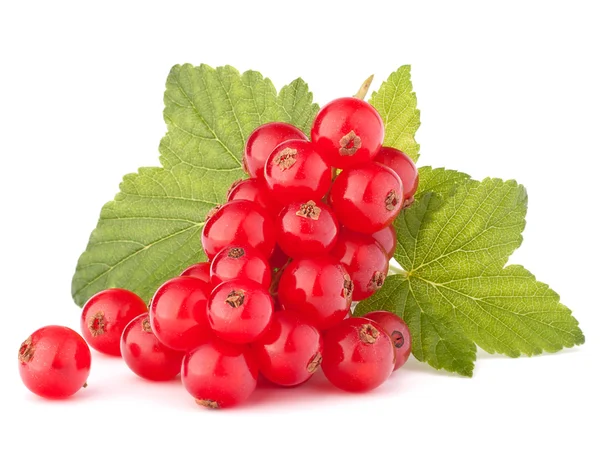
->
[
  {"left": 202, "top": 200, "right": 276, "bottom": 260},
  {"left": 374, "top": 146, "right": 419, "bottom": 204},
  {"left": 227, "top": 178, "right": 279, "bottom": 217},
  {"left": 180, "top": 262, "right": 211, "bottom": 283},
  {"left": 276, "top": 200, "right": 339, "bottom": 258},
  {"left": 182, "top": 337, "right": 258, "bottom": 409},
  {"left": 210, "top": 246, "right": 271, "bottom": 289},
  {"left": 330, "top": 229, "right": 389, "bottom": 301},
  {"left": 321, "top": 317, "right": 395, "bottom": 392},
  {"left": 120, "top": 313, "right": 184, "bottom": 381},
  {"left": 208, "top": 279, "right": 274, "bottom": 344},
  {"left": 264, "top": 139, "right": 330, "bottom": 203},
  {"left": 244, "top": 122, "right": 308, "bottom": 179},
  {"left": 18, "top": 326, "right": 91, "bottom": 398},
  {"left": 363, "top": 311, "right": 412, "bottom": 370},
  {"left": 277, "top": 257, "right": 352, "bottom": 330},
  {"left": 149, "top": 276, "right": 212, "bottom": 351},
  {"left": 80, "top": 288, "right": 147, "bottom": 356},
  {"left": 371, "top": 224, "right": 397, "bottom": 259},
  {"left": 251, "top": 310, "right": 323, "bottom": 387},
  {"left": 311, "top": 97, "right": 384, "bottom": 169},
  {"left": 330, "top": 162, "right": 403, "bottom": 233}
]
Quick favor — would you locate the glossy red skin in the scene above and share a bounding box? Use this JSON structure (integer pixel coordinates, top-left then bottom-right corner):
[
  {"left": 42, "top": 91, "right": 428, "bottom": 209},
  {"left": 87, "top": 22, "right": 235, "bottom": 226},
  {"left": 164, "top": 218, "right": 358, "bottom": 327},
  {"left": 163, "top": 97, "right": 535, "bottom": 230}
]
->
[
  {"left": 276, "top": 200, "right": 339, "bottom": 259},
  {"left": 227, "top": 178, "right": 280, "bottom": 217},
  {"left": 264, "top": 139, "right": 331, "bottom": 203},
  {"left": 182, "top": 337, "right": 258, "bottom": 408},
  {"left": 202, "top": 200, "right": 276, "bottom": 260},
  {"left": 268, "top": 244, "right": 290, "bottom": 271},
  {"left": 321, "top": 317, "right": 395, "bottom": 392},
  {"left": 371, "top": 225, "right": 397, "bottom": 259},
  {"left": 180, "top": 262, "right": 211, "bottom": 283},
  {"left": 330, "top": 230, "right": 389, "bottom": 301},
  {"left": 210, "top": 246, "right": 271, "bottom": 288},
  {"left": 251, "top": 310, "right": 323, "bottom": 386},
  {"left": 208, "top": 279, "right": 274, "bottom": 344},
  {"left": 374, "top": 146, "right": 419, "bottom": 200},
  {"left": 311, "top": 97, "right": 384, "bottom": 169},
  {"left": 244, "top": 122, "right": 307, "bottom": 179},
  {"left": 18, "top": 326, "right": 91, "bottom": 399},
  {"left": 120, "top": 313, "right": 184, "bottom": 381},
  {"left": 277, "top": 257, "right": 352, "bottom": 330},
  {"left": 149, "top": 276, "right": 212, "bottom": 351},
  {"left": 80, "top": 288, "right": 148, "bottom": 356},
  {"left": 363, "top": 311, "right": 412, "bottom": 371},
  {"left": 330, "top": 162, "right": 403, "bottom": 234}
]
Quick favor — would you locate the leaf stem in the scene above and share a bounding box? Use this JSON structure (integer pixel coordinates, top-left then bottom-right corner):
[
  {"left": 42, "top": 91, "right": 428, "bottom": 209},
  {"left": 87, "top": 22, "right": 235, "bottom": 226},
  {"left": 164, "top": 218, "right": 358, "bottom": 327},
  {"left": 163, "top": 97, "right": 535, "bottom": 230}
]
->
[
  {"left": 354, "top": 75, "right": 375, "bottom": 100},
  {"left": 387, "top": 258, "right": 408, "bottom": 277}
]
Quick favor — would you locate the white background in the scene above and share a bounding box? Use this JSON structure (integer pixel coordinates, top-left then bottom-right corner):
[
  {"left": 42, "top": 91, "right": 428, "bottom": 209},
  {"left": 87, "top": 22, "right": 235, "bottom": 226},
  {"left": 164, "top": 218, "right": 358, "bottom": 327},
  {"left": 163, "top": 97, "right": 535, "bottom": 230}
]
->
[{"left": 1, "top": 1, "right": 598, "bottom": 448}]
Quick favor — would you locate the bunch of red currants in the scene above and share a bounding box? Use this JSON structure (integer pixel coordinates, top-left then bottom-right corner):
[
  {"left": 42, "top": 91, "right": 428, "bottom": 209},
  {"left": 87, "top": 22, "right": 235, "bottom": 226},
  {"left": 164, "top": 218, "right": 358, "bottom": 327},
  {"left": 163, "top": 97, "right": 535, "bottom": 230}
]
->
[{"left": 18, "top": 96, "right": 418, "bottom": 408}]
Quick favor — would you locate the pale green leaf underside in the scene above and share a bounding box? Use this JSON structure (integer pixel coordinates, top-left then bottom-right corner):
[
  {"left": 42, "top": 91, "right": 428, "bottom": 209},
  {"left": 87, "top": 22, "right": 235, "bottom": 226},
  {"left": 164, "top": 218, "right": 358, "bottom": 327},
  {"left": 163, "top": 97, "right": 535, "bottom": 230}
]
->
[
  {"left": 357, "top": 173, "right": 584, "bottom": 375},
  {"left": 72, "top": 64, "right": 318, "bottom": 305},
  {"left": 370, "top": 65, "right": 421, "bottom": 161}
]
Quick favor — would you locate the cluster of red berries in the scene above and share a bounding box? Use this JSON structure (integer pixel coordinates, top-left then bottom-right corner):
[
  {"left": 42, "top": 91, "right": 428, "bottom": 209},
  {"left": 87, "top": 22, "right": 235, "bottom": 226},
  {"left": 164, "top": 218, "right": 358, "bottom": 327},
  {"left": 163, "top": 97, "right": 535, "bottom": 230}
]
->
[{"left": 18, "top": 96, "right": 418, "bottom": 408}]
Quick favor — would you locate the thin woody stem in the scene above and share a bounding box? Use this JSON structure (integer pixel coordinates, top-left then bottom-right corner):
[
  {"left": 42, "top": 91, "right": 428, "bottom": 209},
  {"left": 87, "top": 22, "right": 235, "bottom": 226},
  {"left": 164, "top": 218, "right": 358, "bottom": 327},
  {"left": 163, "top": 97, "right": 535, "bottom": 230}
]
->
[{"left": 354, "top": 74, "right": 375, "bottom": 100}]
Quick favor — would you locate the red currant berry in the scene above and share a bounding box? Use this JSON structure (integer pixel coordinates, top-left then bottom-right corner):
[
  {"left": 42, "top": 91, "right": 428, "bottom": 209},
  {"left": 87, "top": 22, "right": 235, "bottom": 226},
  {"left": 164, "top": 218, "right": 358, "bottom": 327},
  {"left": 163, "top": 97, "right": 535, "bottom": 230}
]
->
[
  {"left": 264, "top": 139, "right": 330, "bottom": 203},
  {"left": 363, "top": 311, "right": 412, "bottom": 370},
  {"left": 374, "top": 146, "right": 419, "bottom": 203},
  {"left": 182, "top": 337, "right": 258, "bottom": 409},
  {"left": 251, "top": 310, "right": 323, "bottom": 386},
  {"left": 330, "top": 163, "right": 403, "bottom": 234},
  {"left": 371, "top": 224, "right": 397, "bottom": 259},
  {"left": 202, "top": 200, "right": 276, "bottom": 260},
  {"left": 321, "top": 317, "right": 395, "bottom": 392},
  {"left": 149, "top": 276, "right": 212, "bottom": 351},
  {"left": 227, "top": 178, "right": 279, "bottom": 217},
  {"left": 277, "top": 257, "right": 352, "bottom": 330},
  {"left": 18, "top": 326, "right": 91, "bottom": 398},
  {"left": 244, "top": 122, "right": 307, "bottom": 179},
  {"left": 120, "top": 313, "right": 184, "bottom": 381},
  {"left": 330, "top": 230, "right": 389, "bottom": 301},
  {"left": 276, "top": 200, "right": 339, "bottom": 258},
  {"left": 311, "top": 97, "right": 384, "bottom": 169},
  {"left": 180, "top": 262, "right": 211, "bottom": 283},
  {"left": 268, "top": 244, "right": 290, "bottom": 271},
  {"left": 208, "top": 279, "right": 274, "bottom": 344},
  {"left": 80, "top": 288, "right": 147, "bottom": 356},
  {"left": 210, "top": 246, "right": 271, "bottom": 289}
]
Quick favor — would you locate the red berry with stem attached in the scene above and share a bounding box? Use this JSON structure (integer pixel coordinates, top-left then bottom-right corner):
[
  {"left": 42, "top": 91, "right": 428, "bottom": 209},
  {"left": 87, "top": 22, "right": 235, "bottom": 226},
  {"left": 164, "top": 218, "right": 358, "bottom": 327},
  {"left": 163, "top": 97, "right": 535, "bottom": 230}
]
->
[
  {"left": 277, "top": 257, "right": 352, "bottom": 330},
  {"left": 331, "top": 229, "right": 389, "bottom": 301},
  {"left": 276, "top": 200, "right": 339, "bottom": 258},
  {"left": 321, "top": 317, "right": 395, "bottom": 392},
  {"left": 120, "top": 313, "right": 184, "bottom": 381},
  {"left": 311, "top": 97, "right": 384, "bottom": 169},
  {"left": 363, "top": 311, "right": 412, "bottom": 370},
  {"left": 244, "top": 122, "right": 308, "bottom": 179},
  {"left": 210, "top": 246, "right": 271, "bottom": 289},
  {"left": 208, "top": 278, "right": 274, "bottom": 344},
  {"left": 80, "top": 288, "right": 147, "bottom": 356},
  {"left": 264, "top": 139, "right": 330, "bottom": 203},
  {"left": 202, "top": 200, "right": 276, "bottom": 260},
  {"left": 251, "top": 310, "right": 323, "bottom": 386},
  {"left": 149, "top": 276, "right": 212, "bottom": 351},
  {"left": 374, "top": 146, "right": 419, "bottom": 203},
  {"left": 330, "top": 162, "right": 403, "bottom": 234},
  {"left": 18, "top": 326, "right": 91, "bottom": 399},
  {"left": 371, "top": 224, "right": 397, "bottom": 259},
  {"left": 227, "top": 178, "right": 279, "bottom": 217},
  {"left": 182, "top": 337, "right": 258, "bottom": 409},
  {"left": 181, "top": 262, "right": 211, "bottom": 283}
]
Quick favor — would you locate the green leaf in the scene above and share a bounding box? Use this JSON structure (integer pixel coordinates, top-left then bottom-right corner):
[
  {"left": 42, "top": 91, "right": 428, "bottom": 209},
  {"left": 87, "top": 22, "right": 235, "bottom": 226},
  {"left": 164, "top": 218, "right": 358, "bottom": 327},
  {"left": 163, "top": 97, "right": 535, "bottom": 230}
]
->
[
  {"left": 71, "top": 64, "right": 318, "bottom": 306},
  {"left": 369, "top": 65, "right": 421, "bottom": 161},
  {"left": 357, "top": 174, "right": 585, "bottom": 375}
]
